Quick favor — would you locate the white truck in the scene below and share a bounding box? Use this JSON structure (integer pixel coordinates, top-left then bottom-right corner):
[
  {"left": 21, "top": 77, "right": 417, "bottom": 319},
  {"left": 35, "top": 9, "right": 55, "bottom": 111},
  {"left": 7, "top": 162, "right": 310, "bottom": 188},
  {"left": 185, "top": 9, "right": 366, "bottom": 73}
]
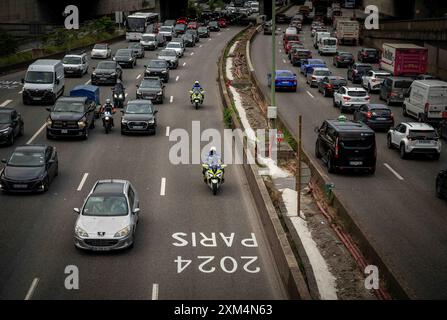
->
[
  {"left": 403, "top": 80, "right": 447, "bottom": 124},
  {"left": 335, "top": 19, "right": 359, "bottom": 45}
]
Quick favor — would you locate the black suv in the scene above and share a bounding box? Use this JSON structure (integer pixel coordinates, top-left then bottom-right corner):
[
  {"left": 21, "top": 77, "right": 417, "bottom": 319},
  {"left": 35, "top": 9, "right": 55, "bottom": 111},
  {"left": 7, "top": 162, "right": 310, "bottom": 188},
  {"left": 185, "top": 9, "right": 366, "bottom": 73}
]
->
[
  {"left": 136, "top": 77, "right": 165, "bottom": 104},
  {"left": 347, "top": 63, "right": 373, "bottom": 84},
  {"left": 144, "top": 60, "right": 170, "bottom": 82},
  {"left": 315, "top": 117, "right": 377, "bottom": 174},
  {"left": 436, "top": 169, "right": 447, "bottom": 199},
  {"left": 113, "top": 49, "right": 137, "bottom": 68},
  {"left": 0, "top": 108, "right": 24, "bottom": 146},
  {"left": 92, "top": 61, "right": 123, "bottom": 85},
  {"left": 357, "top": 48, "right": 380, "bottom": 63},
  {"left": 121, "top": 100, "right": 158, "bottom": 135},
  {"left": 46, "top": 96, "right": 96, "bottom": 139}
]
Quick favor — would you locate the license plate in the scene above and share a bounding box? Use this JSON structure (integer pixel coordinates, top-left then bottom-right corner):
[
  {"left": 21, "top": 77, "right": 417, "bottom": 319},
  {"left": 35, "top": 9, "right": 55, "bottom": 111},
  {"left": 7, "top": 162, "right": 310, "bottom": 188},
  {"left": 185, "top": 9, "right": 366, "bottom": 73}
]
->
[
  {"left": 376, "top": 117, "right": 387, "bottom": 121},
  {"left": 61, "top": 129, "right": 68, "bottom": 134},
  {"left": 92, "top": 246, "right": 110, "bottom": 251},
  {"left": 350, "top": 161, "right": 363, "bottom": 166},
  {"left": 66, "top": 70, "right": 74, "bottom": 73},
  {"left": 13, "top": 184, "right": 27, "bottom": 189},
  {"left": 418, "top": 140, "right": 431, "bottom": 144},
  {"left": 100, "top": 78, "right": 107, "bottom": 81},
  {"left": 133, "top": 126, "right": 144, "bottom": 129},
  {"left": 281, "top": 81, "right": 290, "bottom": 84}
]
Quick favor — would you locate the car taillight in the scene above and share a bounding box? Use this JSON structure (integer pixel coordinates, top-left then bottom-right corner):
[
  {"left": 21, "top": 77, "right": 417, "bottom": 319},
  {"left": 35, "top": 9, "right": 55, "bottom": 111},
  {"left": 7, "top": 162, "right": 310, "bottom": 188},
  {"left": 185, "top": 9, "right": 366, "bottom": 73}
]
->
[
  {"left": 312, "top": 76, "right": 317, "bottom": 80},
  {"left": 343, "top": 96, "right": 351, "bottom": 101},
  {"left": 425, "top": 103, "right": 429, "bottom": 113},
  {"left": 335, "top": 138, "right": 339, "bottom": 158},
  {"left": 353, "top": 70, "right": 358, "bottom": 74},
  {"left": 390, "top": 92, "right": 398, "bottom": 97},
  {"left": 362, "top": 52, "right": 368, "bottom": 56},
  {"left": 365, "top": 96, "right": 371, "bottom": 100},
  {"left": 390, "top": 113, "right": 394, "bottom": 118},
  {"left": 326, "top": 84, "right": 333, "bottom": 89},
  {"left": 366, "top": 111, "right": 372, "bottom": 118}
]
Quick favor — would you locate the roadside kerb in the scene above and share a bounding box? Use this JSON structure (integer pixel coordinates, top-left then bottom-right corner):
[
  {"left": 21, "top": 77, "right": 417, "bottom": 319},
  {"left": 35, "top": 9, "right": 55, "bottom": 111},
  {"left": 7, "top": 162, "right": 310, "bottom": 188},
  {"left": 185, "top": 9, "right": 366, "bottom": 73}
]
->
[
  {"left": 247, "top": 26, "right": 412, "bottom": 300},
  {"left": 217, "top": 25, "right": 312, "bottom": 300}
]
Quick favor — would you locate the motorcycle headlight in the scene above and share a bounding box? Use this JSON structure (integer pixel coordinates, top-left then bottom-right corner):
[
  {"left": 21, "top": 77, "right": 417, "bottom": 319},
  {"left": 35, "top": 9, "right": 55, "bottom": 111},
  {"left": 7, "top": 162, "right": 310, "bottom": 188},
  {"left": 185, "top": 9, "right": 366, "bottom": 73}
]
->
[
  {"left": 114, "top": 226, "right": 131, "bottom": 238},
  {"left": 46, "top": 119, "right": 52, "bottom": 126},
  {"left": 75, "top": 226, "right": 89, "bottom": 238},
  {"left": 78, "top": 121, "right": 86, "bottom": 128},
  {"left": 119, "top": 94, "right": 123, "bottom": 99},
  {"left": 148, "top": 119, "right": 155, "bottom": 124},
  {"left": 113, "top": 94, "right": 118, "bottom": 98},
  {"left": 105, "top": 116, "right": 110, "bottom": 121},
  {"left": 217, "top": 172, "right": 223, "bottom": 178}
]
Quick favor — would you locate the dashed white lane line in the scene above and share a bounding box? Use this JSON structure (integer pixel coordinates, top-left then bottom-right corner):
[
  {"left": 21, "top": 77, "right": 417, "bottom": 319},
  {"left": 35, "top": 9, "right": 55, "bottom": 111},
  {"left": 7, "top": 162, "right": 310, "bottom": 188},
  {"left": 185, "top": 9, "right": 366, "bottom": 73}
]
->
[
  {"left": 282, "top": 58, "right": 287, "bottom": 64},
  {"left": 26, "top": 123, "right": 46, "bottom": 145},
  {"left": 166, "top": 126, "right": 170, "bottom": 137},
  {"left": 170, "top": 96, "right": 174, "bottom": 103},
  {"left": 24, "top": 278, "right": 39, "bottom": 300},
  {"left": 84, "top": 79, "right": 91, "bottom": 85},
  {"left": 125, "top": 93, "right": 128, "bottom": 98},
  {"left": 0, "top": 100, "right": 12, "bottom": 107},
  {"left": 218, "top": 33, "right": 221, "bottom": 36},
  {"left": 199, "top": 44, "right": 203, "bottom": 48},
  {"left": 183, "top": 62, "right": 186, "bottom": 67},
  {"left": 384, "top": 163, "right": 404, "bottom": 181},
  {"left": 279, "top": 49, "right": 282, "bottom": 53},
  {"left": 190, "top": 52, "right": 194, "bottom": 56},
  {"left": 77, "top": 173, "right": 89, "bottom": 191},
  {"left": 136, "top": 74, "right": 141, "bottom": 80},
  {"left": 306, "top": 91, "right": 315, "bottom": 98},
  {"left": 160, "top": 178, "right": 166, "bottom": 196},
  {"left": 175, "top": 76, "right": 179, "bottom": 82},
  {"left": 152, "top": 283, "right": 159, "bottom": 300},
  {"left": 208, "top": 38, "right": 212, "bottom": 41},
  {"left": 18, "top": 89, "right": 23, "bottom": 94}
]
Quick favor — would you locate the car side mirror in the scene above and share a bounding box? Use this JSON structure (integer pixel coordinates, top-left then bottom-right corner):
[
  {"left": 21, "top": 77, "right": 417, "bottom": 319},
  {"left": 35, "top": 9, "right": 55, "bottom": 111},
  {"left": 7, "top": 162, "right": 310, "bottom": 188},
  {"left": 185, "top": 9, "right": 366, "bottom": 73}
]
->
[
  {"left": 133, "top": 208, "right": 140, "bottom": 215},
  {"left": 74, "top": 208, "right": 80, "bottom": 214},
  {"left": 154, "top": 110, "right": 158, "bottom": 114},
  {"left": 136, "top": 85, "right": 139, "bottom": 88},
  {"left": 1, "top": 159, "right": 6, "bottom": 164},
  {"left": 55, "top": 79, "right": 60, "bottom": 85},
  {"left": 48, "top": 159, "right": 56, "bottom": 164},
  {"left": 46, "top": 107, "right": 52, "bottom": 112},
  {"left": 93, "top": 67, "right": 95, "bottom": 70}
]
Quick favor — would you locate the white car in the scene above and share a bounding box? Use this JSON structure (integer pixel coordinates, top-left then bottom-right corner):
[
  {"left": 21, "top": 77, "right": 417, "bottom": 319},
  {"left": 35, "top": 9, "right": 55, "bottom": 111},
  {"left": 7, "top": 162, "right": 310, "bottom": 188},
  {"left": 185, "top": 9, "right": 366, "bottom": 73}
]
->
[
  {"left": 140, "top": 33, "right": 159, "bottom": 51},
  {"left": 166, "top": 42, "right": 184, "bottom": 57},
  {"left": 306, "top": 67, "right": 332, "bottom": 87},
  {"left": 333, "top": 86, "right": 370, "bottom": 113},
  {"left": 362, "top": 70, "right": 391, "bottom": 93},
  {"left": 387, "top": 122, "right": 441, "bottom": 160},
  {"left": 91, "top": 43, "right": 111, "bottom": 59},
  {"left": 62, "top": 53, "right": 89, "bottom": 77}
]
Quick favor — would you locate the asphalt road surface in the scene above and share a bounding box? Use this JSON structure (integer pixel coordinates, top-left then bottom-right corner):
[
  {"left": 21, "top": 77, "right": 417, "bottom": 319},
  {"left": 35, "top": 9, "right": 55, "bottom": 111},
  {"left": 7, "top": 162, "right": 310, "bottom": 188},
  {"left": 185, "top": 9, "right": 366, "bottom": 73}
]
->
[
  {"left": 0, "top": 27, "right": 286, "bottom": 300},
  {"left": 251, "top": 6, "right": 447, "bottom": 299}
]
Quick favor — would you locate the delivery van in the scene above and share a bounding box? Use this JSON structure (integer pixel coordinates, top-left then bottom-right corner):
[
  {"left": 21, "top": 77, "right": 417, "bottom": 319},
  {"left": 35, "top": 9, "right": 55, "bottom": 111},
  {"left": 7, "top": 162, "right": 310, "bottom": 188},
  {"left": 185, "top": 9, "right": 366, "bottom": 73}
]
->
[{"left": 380, "top": 43, "right": 428, "bottom": 76}]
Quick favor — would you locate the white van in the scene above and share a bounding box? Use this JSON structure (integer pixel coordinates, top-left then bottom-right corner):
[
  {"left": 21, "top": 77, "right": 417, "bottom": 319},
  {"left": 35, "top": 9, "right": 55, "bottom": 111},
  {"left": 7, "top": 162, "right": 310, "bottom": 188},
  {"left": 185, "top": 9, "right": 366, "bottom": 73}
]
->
[
  {"left": 403, "top": 80, "right": 447, "bottom": 123},
  {"left": 314, "top": 31, "right": 331, "bottom": 49},
  {"left": 22, "top": 59, "right": 65, "bottom": 105},
  {"left": 318, "top": 37, "right": 338, "bottom": 55}
]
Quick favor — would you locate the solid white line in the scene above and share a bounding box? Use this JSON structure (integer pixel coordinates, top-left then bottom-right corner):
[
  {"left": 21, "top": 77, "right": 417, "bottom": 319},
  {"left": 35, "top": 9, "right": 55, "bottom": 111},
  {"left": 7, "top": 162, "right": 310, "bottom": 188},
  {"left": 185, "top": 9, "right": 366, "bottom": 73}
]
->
[
  {"left": 183, "top": 62, "right": 186, "bottom": 67},
  {"left": 175, "top": 76, "right": 179, "bottom": 82},
  {"left": 306, "top": 91, "right": 315, "bottom": 98},
  {"left": 152, "top": 283, "right": 159, "bottom": 300},
  {"left": 166, "top": 126, "right": 170, "bottom": 137},
  {"left": 24, "top": 278, "right": 39, "bottom": 300},
  {"left": 77, "top": 173, "right": 89, "bottom": 191},
  {"left": 84, "top": 79, "right": 91, "bottom": 85},
  {"left": 136, "top": 74, "right": 141, "bottom": 80},
  {"left": 0, "top": 100, "right": 12, "bottom": 107},
  {"left": 384, "top": 163, "right": 404, "bottom": 181},
  {"left": 170, "top": 96, "right": 174, "bottom": 103},
  {"left": 26, "top": 123, "right": 46, "bottom": 145},
  {"left": 160, "top": 178, "right": 166, "bottom": 196}
]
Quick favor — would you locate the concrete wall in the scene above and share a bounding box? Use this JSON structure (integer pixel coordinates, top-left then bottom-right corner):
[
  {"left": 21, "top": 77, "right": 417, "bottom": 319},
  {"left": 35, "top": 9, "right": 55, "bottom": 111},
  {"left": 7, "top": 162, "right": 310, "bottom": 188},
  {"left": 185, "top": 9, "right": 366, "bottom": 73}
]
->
[
  {"left": 0, "top": 0, "right": 42, "bottom": 23},
  {"left": 96, "top": 0, "right": 156, "bottom": 15}
]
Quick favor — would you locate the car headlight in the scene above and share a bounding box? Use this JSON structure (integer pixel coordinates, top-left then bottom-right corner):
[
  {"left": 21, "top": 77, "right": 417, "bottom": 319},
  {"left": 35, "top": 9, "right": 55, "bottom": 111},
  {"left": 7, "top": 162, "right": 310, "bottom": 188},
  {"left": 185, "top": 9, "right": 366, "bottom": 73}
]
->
[
  {"left": 92, "top": 72, "right": 97, "bottom": 76},
  {"left": 114, "top": 226, "right": 131, "bottom": 238},
  {"left": 46, "top": 119, "right": 52, "bottom": 126},
  {"left": 121, "top": 119, "right": 128, "bottom": 124},
  {"left": 148, "top": 119, "right": 155, "bottom": 124},
  {"left": 129, "top": 58, "right": 133, "bottom": 61},
  {"left": 111, "top": 73, "right": 116, "bottom": 77},
  {"left": 119, "top": 94, "right": 123, "bottom": 99},
  {"left": 157, "top": 91, "right": 163, "bottom": 95},
  {"left": 162, "top": 70, "right": 167, "bottom": 73},
  {"left": 114, "top": 94, "right": 118, "bottom": 98},
  {"left": 78, "top": 121, "right": 86, "bottom": 128},
  {"left": 0, "top": 127, "right": 10, "bottom": 133},
  {"left": 75, "top": 226, "right": 89, "bottom": 238}
]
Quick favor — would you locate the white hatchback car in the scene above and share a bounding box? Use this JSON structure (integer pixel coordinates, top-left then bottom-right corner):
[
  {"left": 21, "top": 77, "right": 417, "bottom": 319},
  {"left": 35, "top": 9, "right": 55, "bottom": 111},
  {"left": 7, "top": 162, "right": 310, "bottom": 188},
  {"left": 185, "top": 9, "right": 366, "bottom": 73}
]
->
[
  {"left": 362, "top": 70, "right": 391, "bottom": 93},
  {"left": 387, "top": 122, "right": 441, "bottom": 160},
  {"left": 91, "top": 43, "right": 112, "bottom": 59},
  {"left": 333, "top": 87, "right": 370, "bottom": 113}
]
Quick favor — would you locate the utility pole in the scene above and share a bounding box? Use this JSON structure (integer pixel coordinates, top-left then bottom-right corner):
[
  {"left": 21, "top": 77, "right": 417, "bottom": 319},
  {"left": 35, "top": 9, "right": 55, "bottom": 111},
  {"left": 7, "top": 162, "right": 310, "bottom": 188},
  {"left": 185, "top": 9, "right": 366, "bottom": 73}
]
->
[
  {"left": 271, "top": 0, "right": 276, "bottom": 129},
  {"left": 296, "top": 115, "right": 302, "bottom": 217}
]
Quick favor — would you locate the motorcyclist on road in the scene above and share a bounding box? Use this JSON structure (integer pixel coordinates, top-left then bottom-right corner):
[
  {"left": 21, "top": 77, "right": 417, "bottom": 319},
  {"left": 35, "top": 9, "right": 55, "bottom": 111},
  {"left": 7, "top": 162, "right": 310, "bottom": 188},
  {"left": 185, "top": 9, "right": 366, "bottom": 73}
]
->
[
  {"left": 202, "top": 146, "right": 224, "bottom": 182},
  {"left": 191, "top": 80, "right": 204, "bottom": 103},
  {"left": 100, "top": 99, "right": 116, "bottom": 127}
]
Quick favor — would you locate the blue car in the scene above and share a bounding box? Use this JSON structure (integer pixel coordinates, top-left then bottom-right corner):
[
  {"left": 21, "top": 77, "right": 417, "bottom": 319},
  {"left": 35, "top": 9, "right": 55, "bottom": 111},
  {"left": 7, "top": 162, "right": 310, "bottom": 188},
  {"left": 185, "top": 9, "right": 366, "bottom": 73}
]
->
[
  {"left": 267, "top": 70, "right": 297, "bottom": 92},
  {"left": 300, "top": 59, "right": 327, "bottom": 76}
]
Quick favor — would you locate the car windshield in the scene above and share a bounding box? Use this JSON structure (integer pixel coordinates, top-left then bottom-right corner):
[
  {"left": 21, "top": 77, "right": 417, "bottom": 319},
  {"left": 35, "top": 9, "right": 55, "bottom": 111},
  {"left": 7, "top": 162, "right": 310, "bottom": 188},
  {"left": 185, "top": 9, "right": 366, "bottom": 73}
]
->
[
  {"left": 277, "top": 72, "right": 293, "bottom": 78},
  {"left": 83, "top": 195, "right": 128, "bottom": 217},
  {"left": 97, "top": 62, "right": 115, "bottom": 69},
  {"left": 348, "top": 91, "right": 367, "bottom": 97},
  {"left": 340, "top": 135, "right": 375, "bottom": 148},
  {"left": 357, "top": 65, "right": 372, "bottom": 71},
  {"left": 340, "top": 53, "right": 352, "bottom": 57},
  {"left": 323, "top": 39, "right": 337, "bottom": 45},
  {"left": 314, "top": 70, "right": 331, "bottom": 76},
  {"left": 0, "top": 114, "right": 11, "bottom": 124},
  {"left": 116, "top": 50, "right": 131, "bottom": 57},
  {"left": 375, "top": 74, "right": 390, "bottom": 79},
  {"left": 8, "top": 150, "right": 45, "bottom": 167},
  {"left": 408, "top": 130, "right": 438, "bottom": 140},
  {"left": 140, "top": 79, "right": 160, "bottom": 88},
  {"left": 365, "top": 49, "right": 377, "bottom": 54},
  {"left": 198, "top": 27, "right": 207, "bottom": 32},
  {"left": 94, "top": 44, "right": 107, "bottom": 50},
  {"left": 159, "top": 50, "right": 176, "bottom": 56},
  {"left": 63, "top": 57, "right": 81, "bottom": 64},
  {"left": 25, "top": 71, "right": 53, "bottom": 84},
  {"left": 331, "top": 79, "right": 347, "bottom": 85},
  {"left": 370, "top": 108, "right": 391, "bottom": 116},
  {"left": 142, "top": 35, "right": 156, "bottom": 41},
  {"left": 394, "top": 80, "right": 413, "bottom": 88},
  {"left": 160, "top": 26, "right": 172, "bottom": 32},
  {"left": 126, "top": 103, "right": 153, "bottom": 114},
  {"left": 310, "top": 60, "right": 324, "bottom": 65},
  {"left": 210, "top": 22, "right": 218, "bottom": 26},
  {"left": 149, "top": 60, "right": 166, "bottom": 68},
  {"left": 175, "top": 24, "right": 186, "bottom": 30},
  {"left": 53, "top": 101, "right": 85, "bottom": 113},
  {"left": 167, "top": 43, "right": 181, "bottom": 48},
  {"left": 129, "top": 44, "right": 141, "bottom": 49}
]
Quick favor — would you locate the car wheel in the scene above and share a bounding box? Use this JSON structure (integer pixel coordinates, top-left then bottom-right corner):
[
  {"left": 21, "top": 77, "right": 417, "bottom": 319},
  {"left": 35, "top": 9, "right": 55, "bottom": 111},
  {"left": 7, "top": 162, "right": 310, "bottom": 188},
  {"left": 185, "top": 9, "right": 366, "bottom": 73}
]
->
[
  {"left": 43, "top": 177, "right": 50, "bottom": 192},
  {"left": 436, "top": 180, "right": 445, "bottom": 199},
  {"left": 387, "top": 135, "right": 393, "bottom": 149},
  {"left": 403, "top": 105, "right": 408, "bottom": 117},
  {"left": 368, "top": 167, "right": 376, "bottom": 175},
  {"left": 327, "top": 154, "right": 336, "bottom": 173},
  {"left": 400, "top": 144, "right": 407, "bottom": 159},
  {"left": 433, "top": 153, "right": 441, "bottom": 161}
]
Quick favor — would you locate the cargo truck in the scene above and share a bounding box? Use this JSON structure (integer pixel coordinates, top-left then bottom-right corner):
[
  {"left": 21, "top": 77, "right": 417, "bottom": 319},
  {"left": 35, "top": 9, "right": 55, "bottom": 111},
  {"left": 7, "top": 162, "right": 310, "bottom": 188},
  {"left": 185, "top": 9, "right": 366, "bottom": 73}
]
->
[
  {"left": 380, "top": 43, "right": 428, "bottom": 76},
  {"left": 335, "top": 19, "right": 359, "bottom": 45}
]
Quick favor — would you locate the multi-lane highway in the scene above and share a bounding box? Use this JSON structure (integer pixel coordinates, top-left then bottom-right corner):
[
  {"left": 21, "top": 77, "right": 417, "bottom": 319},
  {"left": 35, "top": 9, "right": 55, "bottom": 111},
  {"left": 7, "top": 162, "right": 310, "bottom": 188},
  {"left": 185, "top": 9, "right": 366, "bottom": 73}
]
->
[
  {"left": 0, "top": 27, "right": 286, "bottom": 299},
  {"left": 251, "top": 6, "right": 447, "bottom": 299}
]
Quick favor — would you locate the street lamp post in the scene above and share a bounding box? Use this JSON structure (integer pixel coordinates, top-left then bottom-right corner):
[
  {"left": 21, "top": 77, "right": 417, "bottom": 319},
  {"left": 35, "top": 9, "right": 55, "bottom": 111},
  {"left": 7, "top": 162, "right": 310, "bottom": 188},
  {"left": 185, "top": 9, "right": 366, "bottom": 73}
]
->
[{"left": 271, "top": 0, "right": 276, "bottom": 116}]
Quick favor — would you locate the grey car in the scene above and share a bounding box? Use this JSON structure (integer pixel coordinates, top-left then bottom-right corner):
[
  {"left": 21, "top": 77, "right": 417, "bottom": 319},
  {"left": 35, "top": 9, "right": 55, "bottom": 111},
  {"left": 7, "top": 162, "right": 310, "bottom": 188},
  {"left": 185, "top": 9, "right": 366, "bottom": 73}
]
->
[
  {"left": 186, "top": 29, "right": 199, "bottom": 43},
  {"left": 306, "top": 67, "right": 332, "bottom": 87},
  {"left": 91, "top": 61, "right": 123, "bottom": 85},
  {"left": 182, "top": 33, "right": 195, "bottom": 47},
  {"left": 198, "top": 26, "right": 210, "bottom": 38},
  {"left": 128, "top": 43, "right": 145, "bottom": 58},
  {"left": 121, "top": 100, "right": 158, "bottom": 135},
  {"left": 113, "top": 49, "right": 137, "bottom": 68},
  {"left": 62, "top": 53, "right": 89, "bottom": 77},
  {"left": 144, "top": 59, "right": 170, "bottom": 82},
  {"left": 157, "top": 49, "right": 179, "bottom": 69},
  {"left": 379, "top": 76, "right": 414, "bottom": 105},
  {"left": 74, "top": 180, "right": 140, "bottom": 251},
  {"left": 136, "top": 77, "right": 165, "bottom": 104}
]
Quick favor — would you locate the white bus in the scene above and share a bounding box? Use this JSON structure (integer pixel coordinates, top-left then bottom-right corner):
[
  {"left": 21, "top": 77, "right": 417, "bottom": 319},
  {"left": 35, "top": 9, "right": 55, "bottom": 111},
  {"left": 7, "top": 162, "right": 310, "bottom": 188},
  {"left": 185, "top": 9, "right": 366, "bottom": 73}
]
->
[{"left": 125, "top": 12, "right": 160, "bottom": 41}]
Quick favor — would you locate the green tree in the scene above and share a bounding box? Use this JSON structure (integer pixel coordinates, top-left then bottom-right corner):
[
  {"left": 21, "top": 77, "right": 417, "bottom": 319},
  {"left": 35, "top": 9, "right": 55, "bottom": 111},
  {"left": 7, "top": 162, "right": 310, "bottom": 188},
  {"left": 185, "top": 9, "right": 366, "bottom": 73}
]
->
[{"left": 0, "top": 31, "right": 19, "bottom": 57}]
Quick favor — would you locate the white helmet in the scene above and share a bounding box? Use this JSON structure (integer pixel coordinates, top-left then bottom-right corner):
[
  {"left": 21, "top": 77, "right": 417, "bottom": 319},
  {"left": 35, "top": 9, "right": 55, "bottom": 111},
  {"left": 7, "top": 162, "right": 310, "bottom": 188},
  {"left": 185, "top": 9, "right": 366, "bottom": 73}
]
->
[
  {"left": 209, "top": 146, "right": 217, "bottom": 155},
  {"left": 195, "top": 81, "right": 200, "bottom": 85},
  {"left": 106, "top": 99, "right": 111, "bottom": 104}
]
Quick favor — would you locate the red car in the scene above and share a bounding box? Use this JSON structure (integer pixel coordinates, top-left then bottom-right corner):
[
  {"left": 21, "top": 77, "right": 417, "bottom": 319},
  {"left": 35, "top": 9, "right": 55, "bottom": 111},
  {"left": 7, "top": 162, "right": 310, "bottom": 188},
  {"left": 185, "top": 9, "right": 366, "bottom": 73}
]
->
[
  {"left": 283, "top": 34, "right": 300, "bottom": 50},
  {"left": 187, "top": 22, "right": 198, "bottom": 30},
  {"left": 218, "top": 18, "right": 227, "bottom": 28},
  {"left": 285, "top": 40, "right": 302, "bottom": 54},
  {"left": 176, "top": 17, "right": 188, "bottom": 25}
]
